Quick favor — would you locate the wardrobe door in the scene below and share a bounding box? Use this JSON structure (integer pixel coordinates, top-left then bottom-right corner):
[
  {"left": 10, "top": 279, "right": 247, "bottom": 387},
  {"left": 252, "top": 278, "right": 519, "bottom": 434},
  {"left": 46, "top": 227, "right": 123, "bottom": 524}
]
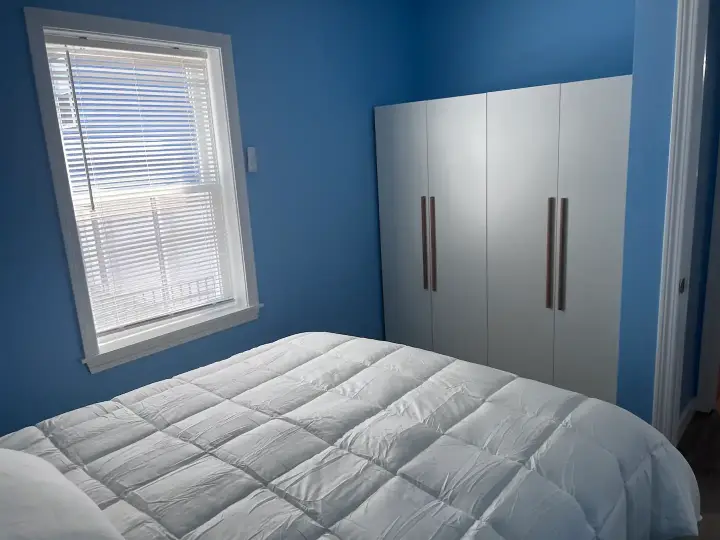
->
[
  {"left": 487, "top": 85, "right": 560, "bottom": 383},
  {"left": 428, "top": 94, "right": 487, "bottom": 364},
  {"left": 375, "top": 102, "right": 433, "bottom": 350},
  {"left": 554, "top": 76, "right": 632, "bottom": 402}
]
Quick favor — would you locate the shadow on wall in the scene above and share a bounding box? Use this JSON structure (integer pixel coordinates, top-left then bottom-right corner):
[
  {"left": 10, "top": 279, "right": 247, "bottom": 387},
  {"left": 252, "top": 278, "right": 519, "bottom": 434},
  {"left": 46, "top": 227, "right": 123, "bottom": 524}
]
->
[{"left": 416, "top": 0, "right": 634, "bottom": 99}]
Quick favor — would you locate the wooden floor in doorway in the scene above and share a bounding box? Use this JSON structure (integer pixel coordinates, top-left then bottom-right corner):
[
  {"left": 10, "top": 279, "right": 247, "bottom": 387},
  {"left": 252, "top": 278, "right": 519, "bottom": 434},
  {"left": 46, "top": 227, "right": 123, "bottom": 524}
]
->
[{"left": 678, "top": 411, "right": 720, "bottom": 538}]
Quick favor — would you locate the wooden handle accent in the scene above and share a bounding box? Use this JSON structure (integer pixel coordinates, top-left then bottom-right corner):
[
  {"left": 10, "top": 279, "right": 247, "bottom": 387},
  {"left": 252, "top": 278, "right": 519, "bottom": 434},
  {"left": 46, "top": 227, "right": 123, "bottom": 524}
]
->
[
  {"left": 546, "top": 197, "right": 556, "bottom": 309},
  {"left": 430, "top": 196, "right": 437, "bottom": 292},
  {"left": 421, "top": 196, "right": 428, "bottom": 290},
  {"left": 558, "top": 198, "right": 569, "bottom": 311}
]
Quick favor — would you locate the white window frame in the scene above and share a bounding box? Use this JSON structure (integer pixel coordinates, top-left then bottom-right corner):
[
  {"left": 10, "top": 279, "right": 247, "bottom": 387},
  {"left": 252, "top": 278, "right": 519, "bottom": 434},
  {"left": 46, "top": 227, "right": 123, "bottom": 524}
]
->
[{"left": 25, "top": 8, "right": 259, "bottom": 373}]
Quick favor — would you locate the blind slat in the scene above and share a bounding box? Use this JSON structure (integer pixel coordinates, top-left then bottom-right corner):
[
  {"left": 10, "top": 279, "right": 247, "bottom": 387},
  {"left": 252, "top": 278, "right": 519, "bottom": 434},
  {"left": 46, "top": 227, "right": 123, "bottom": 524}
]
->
[{"left": 47, "top": 41, "right": 233, "bottom": 334}]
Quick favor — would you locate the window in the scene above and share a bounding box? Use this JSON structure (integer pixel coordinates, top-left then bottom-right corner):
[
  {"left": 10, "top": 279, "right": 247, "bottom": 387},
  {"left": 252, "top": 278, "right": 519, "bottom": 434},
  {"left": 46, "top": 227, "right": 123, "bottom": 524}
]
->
[{"left": 26, "top": 9, "right": 259, "bottom": 372}]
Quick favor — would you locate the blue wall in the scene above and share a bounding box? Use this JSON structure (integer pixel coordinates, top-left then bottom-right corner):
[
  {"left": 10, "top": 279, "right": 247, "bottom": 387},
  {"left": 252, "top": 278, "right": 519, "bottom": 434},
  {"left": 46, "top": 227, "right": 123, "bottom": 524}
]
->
[
  {"left": 417, "top": 0, "right": 635, "bottom": 100},
  {"left": 681, "top": 1, "right": 720, "bottom": 411},
  {"left": 0, "top": 0, "right": 417, "bottom": 435},
  {"left": 0, "top": 0, "right": 683, "bottom": 434},
  {"left": 617, "top": 0, "right": 678, "bottom": 422}
]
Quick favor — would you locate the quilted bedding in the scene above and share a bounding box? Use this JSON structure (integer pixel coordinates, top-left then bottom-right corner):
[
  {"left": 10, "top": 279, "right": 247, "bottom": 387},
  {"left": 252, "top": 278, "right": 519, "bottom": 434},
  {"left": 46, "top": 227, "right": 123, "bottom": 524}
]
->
[{"left": 0, "top": 333, "right": 700, "bottom": 540}]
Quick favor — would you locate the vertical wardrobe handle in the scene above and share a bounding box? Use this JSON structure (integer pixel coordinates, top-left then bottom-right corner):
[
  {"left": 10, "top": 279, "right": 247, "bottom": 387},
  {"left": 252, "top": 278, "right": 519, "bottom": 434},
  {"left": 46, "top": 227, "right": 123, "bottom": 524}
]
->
[
  {"left": 421, "top": 196, "right": 429, "bottom": 290},
  {"left": 558, "top": 198, "right": 569, "bottom": 311},
  {"left": 546, "top": 198, "right": 556, "bottom": 309},
  {"left": 430, "top": 196, "right": 437, "bottom": 291}
]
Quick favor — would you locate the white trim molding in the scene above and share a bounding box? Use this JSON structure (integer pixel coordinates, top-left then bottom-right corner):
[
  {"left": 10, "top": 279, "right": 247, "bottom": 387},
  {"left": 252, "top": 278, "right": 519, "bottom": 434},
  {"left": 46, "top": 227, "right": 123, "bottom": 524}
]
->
[
  {"left": 653, "top": 0, "right": 709, "bottom": 441},
  {"left": 87, "top": 305, "right": 261, "bottom": 373},
  {"left": 24, "top": 8, "right": 260, "bottom": 372}
]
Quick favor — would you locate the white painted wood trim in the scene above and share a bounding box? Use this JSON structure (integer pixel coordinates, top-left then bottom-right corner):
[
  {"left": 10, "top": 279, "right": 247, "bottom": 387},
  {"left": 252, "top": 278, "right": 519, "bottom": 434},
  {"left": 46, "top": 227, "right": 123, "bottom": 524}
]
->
[
  {"left": 697, "top": 136, "right": 720, "bottom": 412},
  {"left": 653, "top": 0, "right": 709, "bottom": 440},
  {"left": 675, "top": 398, "right": 698, "bottom": 445},
  {"left": 24, "top": 8, "right": 259, "bottom": 371},
  {"left": 86, "top": 305, "right": 261, "bottom": 373},
  {"left": 24, "top": 7, "right": 231, "bottom": 49}
]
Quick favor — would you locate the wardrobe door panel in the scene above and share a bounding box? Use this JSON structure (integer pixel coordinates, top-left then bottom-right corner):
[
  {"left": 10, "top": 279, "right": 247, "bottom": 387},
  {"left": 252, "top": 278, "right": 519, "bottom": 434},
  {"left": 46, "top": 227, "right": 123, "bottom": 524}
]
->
[
  {"left": 487, "top": 85, "right": 560, "bottom": 383},
  {"left": 375, "top": 103, "right": 433, "bottom": 350},
  {"left": 554, "top": 76, "right": 632, "bottom": 403},
  {"left": 428, "top": 94, "right": 487, "bottom": 364}
]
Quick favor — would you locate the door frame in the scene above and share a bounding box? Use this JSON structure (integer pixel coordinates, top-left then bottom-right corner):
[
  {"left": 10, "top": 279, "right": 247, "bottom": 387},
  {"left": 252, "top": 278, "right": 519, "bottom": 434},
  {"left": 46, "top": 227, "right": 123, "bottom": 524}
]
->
[{"left": 653, "top": 0, "right": 709, "bottom": 443}]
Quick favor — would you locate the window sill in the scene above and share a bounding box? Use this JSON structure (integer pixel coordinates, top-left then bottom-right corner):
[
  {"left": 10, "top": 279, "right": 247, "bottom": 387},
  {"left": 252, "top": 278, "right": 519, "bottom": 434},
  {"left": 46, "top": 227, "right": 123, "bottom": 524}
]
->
[{"left": 83, "top": 303, "right": 261, "bottom": 374}]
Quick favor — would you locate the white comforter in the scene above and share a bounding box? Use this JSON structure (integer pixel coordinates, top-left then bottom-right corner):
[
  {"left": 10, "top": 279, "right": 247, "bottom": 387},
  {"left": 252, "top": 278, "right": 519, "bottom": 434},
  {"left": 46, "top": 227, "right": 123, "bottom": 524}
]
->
[{"left": 0, "top": 333, "right": 700, "bottom": 539}]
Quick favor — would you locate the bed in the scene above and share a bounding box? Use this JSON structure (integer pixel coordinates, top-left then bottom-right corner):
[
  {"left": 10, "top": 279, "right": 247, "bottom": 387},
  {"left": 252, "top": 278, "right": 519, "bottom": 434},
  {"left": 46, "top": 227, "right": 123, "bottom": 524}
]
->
[{"left": 0, "top": 332, "right": 700, "bottom": 539}]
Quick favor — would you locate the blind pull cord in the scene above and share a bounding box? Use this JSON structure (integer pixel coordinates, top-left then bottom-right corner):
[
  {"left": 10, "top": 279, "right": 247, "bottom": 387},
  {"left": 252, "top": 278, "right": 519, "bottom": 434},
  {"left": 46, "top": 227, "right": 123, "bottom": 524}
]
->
[{"left": 65, "top": 49, "right": 96, "bottom": 211}]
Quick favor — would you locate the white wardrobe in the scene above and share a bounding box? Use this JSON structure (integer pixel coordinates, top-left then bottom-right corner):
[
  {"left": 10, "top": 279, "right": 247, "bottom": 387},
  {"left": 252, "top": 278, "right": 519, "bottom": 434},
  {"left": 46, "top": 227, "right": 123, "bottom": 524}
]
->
[{"left": 375, "top": 75, "right": 632, "bottom": 403}]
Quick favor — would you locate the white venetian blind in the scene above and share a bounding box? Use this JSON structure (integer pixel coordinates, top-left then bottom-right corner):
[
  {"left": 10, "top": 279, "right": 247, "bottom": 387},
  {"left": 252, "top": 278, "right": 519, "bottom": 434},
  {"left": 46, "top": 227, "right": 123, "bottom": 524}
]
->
[{"left": 45, "top": 40, "right": 234, "bottom": 335}]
